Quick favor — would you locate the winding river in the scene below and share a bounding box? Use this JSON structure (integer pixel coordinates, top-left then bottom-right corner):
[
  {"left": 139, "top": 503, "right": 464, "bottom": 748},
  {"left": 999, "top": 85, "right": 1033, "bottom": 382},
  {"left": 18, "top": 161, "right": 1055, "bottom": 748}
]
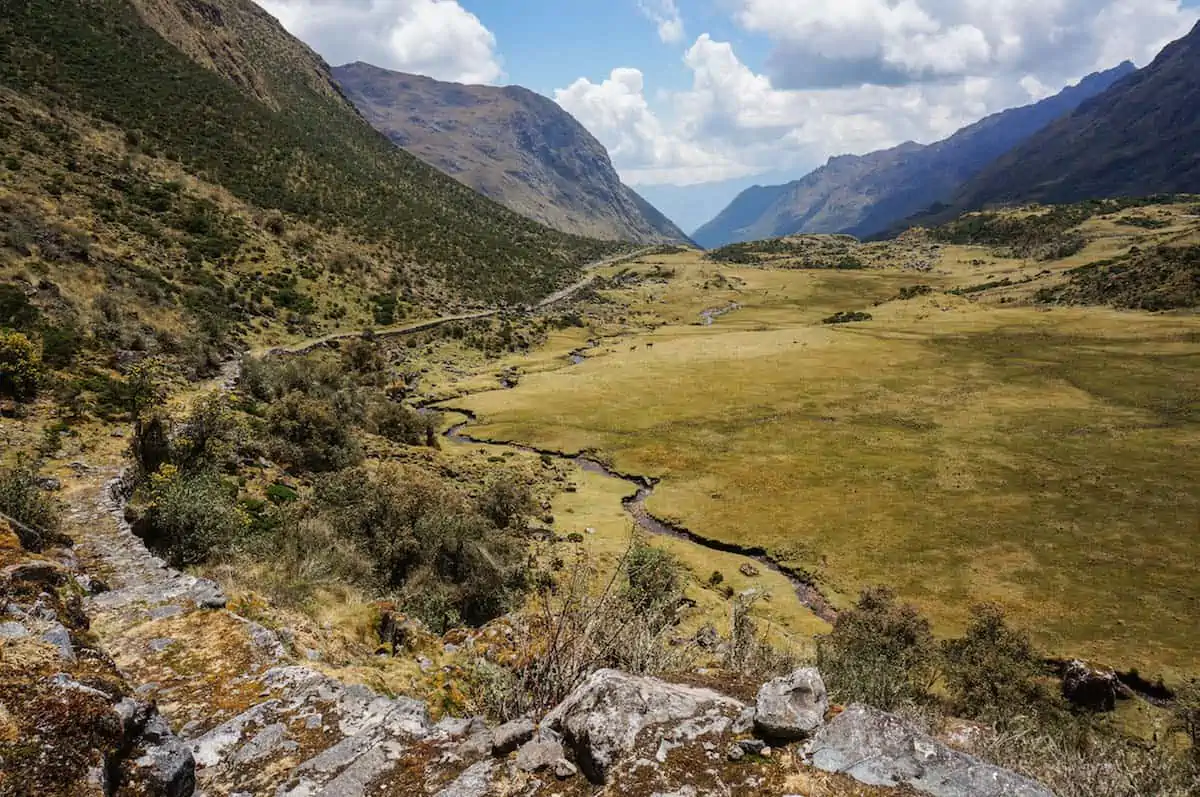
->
[{"left": 442, "top": 411, "right": 838, "bottom": 624}]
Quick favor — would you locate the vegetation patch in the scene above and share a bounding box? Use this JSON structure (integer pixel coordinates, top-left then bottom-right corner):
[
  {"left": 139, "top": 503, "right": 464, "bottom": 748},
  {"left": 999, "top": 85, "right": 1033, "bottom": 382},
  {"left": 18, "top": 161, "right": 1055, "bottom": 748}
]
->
[{"left": 1035, "top": 245, "right": 1200, "bottom": 310}]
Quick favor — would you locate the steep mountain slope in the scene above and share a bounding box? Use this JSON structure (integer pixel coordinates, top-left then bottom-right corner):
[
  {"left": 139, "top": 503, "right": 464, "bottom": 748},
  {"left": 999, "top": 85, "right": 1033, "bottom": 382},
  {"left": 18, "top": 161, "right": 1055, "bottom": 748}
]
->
[
  {"left": 332, "top": 63, "right": 690, "bottom": 244},
  {"left": 0, "top": 0, "right": 621, "bottom": 378},
  {"left": 950, "top": 21, "right": 1200, "bottom": 211},
  {"left": 693, "top": 63, "right": 1135, "bottom": 248}
]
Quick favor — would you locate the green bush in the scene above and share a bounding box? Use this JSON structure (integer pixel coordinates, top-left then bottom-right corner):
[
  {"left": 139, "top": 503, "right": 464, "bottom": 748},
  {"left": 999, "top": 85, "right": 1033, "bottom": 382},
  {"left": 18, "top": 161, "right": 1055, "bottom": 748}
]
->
[
  {"left": 0, "top": 330, "right": 43, "bottom": 401},
  {"left": 941, "top": 602, "right": 1046, "bottom": 723},
  {"left": 0, "top": 464, "right": 60, "bottom": 542},
  {"left": 816, "top": 587, "right": 938, "bottom": 710},
  {"left": 624, "top": 539, "right": 684, "bottom": 624},
  {"left": 266, "top": 391, "right": 362, "bottom": 472},
  {"left": 137, "top": 466, "right": 247, "bottom": 567},
  {"left": 476, "top": 473, "right": 534, "bottom": 530}
]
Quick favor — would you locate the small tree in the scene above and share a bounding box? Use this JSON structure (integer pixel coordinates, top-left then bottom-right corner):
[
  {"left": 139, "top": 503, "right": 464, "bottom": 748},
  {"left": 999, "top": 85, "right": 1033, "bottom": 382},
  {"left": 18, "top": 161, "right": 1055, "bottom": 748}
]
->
[
  {"left": 942, "top": 602, "right": 1045, "bottom": 723},
  {"left": 139, "top": 466, "right": 247, "bottom": 567},
  {"left": 0, "top": 330, "right": 43, "bottom": 401},
  {"left": 817, "top": 586, "right": 939, "bottom": 710}
]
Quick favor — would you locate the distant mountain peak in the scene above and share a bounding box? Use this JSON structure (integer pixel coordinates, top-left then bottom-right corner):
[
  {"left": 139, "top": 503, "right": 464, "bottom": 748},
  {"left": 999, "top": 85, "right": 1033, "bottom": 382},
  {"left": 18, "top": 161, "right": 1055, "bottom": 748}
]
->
[
  {"left": 692, "top": 60, "right": 1137, "bottom": 249},
  {"left": 332, "top": 62, "right": 689, "bottom": 245}
]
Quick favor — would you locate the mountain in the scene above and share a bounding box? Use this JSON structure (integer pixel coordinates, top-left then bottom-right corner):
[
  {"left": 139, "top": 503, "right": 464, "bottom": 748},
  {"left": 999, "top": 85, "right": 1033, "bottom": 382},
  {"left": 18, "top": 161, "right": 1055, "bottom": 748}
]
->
[
  {"left": 332, "top": 63, "right": 690, "bottom": 245},
  {"left": 692, "top": 62, "right": 1136, "bottom": 249},
  {"left": 947, "top": 22, "right": 1200, "bottom": 212},
  {"left": 0, "top": 0, "right": 622, "bottom": 376}
]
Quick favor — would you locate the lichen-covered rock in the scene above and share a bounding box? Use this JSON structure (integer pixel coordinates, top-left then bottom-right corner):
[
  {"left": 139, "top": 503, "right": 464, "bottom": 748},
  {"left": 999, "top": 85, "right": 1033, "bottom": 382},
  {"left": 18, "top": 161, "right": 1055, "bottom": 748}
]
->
[
  {"left": 1062, "top": 660, "right": 1119, "bottom": 712},
  {"left": 543, "top": 668, "right": 745, "bottom": 784},
  {"left": 514, "top": 732, "right": 564, "bottom": 772},
  {"left": 808, "top": 703, "right": 1054, "bottom": 797},
  {"left": 491, "top": 717, "right": 535, "bottom": 755},
  {"left": 754, "top": 667, "right": 828, "bottom": 740}
]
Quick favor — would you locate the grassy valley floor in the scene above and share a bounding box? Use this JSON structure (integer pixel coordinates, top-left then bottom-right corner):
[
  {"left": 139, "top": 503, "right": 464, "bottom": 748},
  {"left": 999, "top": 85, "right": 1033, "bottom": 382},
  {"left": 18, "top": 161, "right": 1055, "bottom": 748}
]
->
[{"left": 448, "top": 218, "right": 1200, "bottom": 682}]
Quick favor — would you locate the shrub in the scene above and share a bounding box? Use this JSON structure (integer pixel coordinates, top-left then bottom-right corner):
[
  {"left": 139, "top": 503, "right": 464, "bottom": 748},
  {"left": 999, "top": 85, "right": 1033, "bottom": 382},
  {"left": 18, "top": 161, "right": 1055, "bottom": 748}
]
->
[
  {"left": 0, "top": 330, "right": 43, "bottom": 400},
  {"left": 316, "top": 464, "right": 526, "bottom": 628},
  {"left": 941, "top": 602, "right": 1046, "bottom": 722},
  {"left": 1174, "top": 678, "right": 1200, "bottom": 756},
  {"left": 476, "top": 472, "right": 534, "bottom": 530},
  {"left": 0, "top": 463, "right": 61, "bottom": 545},
  {"left": 266, "top": 391, "right": 362, "bottom": 472},
  {"left": 0, "top": 284, "right": 39, "bottom": 330},
  {"left": 367, "top": 400, "right": 433, "bottom": 446},
  {"left": 137, "top": 466, "right": 247, "bottom": 566},
  {"left": 822, "top": 311, "right": 873, "bottom": 325},
  {"left": 816, "top": 587, "right": 938, "bottom": 710},
  {"left": 624, "top": 539, "right": 684, "bottom": 622}
]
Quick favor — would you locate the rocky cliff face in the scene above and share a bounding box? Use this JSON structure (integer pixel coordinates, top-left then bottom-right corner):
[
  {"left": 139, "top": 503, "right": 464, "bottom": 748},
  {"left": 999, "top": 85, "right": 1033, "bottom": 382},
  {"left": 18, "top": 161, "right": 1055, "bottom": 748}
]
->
[
  {"left": 692, "top": 62, "right": 1136, "bottom": 248},
  {"left": 332, "top": 62, "right": 691, "bottom": 245}
]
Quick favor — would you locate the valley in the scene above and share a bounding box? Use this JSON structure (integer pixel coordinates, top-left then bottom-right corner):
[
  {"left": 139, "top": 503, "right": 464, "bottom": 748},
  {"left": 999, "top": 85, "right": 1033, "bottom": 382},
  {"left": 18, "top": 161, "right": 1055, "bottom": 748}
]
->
[{"left": 439, "top": 201, "right": 1200, "bottom": 679}]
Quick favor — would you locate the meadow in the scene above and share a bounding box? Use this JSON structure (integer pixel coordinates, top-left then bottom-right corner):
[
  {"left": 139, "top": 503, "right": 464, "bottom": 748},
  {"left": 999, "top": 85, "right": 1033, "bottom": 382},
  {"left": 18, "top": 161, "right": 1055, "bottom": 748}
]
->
[{"left": 451, "top": 211, "right": 1200, "bottom": 680}]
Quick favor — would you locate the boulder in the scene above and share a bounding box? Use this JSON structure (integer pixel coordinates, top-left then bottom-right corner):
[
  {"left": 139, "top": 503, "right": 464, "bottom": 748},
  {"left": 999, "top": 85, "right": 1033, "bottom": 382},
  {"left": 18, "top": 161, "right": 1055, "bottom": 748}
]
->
[
  {"left": 543, "top": 668, "right": 744, "bottom": 784},
  {"left": 490, "top": 717, "right": 535, "bottom": 756},
  {"left": 1062, "top": 660, "right": 1118, "bottom": 712},
  {"left": 809, "top": 704, "right": 1053, "bottom": 797},
  {"left": 514, "top": 733, "right": 565, "bottom": 773},
  {"left": 754, "top": 667, "right": 828, "bottom": 740}
]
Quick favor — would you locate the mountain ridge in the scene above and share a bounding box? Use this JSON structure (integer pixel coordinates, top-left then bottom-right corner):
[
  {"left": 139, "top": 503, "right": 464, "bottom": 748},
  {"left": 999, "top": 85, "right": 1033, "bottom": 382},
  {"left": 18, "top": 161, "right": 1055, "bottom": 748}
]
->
[
  {"left": 332, "top": 62, "right": 691, "bottom": 245},
  {"left": 944, "top": 21, "right": 1200, "bottom": 214},
  {"left": 692, "top": 62, "right": 1136, "bottom": 248}
]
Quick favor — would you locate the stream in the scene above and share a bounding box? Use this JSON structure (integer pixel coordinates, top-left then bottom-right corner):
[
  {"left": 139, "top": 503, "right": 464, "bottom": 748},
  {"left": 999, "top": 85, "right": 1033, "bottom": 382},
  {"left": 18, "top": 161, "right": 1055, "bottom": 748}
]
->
[{"left": 442, "top": 413, "right": 838, "bottom": 624}]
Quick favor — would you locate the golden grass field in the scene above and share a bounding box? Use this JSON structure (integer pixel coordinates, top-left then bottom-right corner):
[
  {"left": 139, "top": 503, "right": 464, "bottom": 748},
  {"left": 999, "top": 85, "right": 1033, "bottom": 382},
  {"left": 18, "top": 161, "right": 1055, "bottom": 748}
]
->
[{"left": 448, "top": 205, "right": 1200, "bottom": 681}]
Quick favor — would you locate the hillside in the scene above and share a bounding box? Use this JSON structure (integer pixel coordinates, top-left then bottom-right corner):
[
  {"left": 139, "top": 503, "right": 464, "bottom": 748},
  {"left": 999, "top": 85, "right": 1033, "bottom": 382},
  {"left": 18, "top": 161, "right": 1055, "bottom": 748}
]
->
[
  {"left": 948, "top": 21, "right": 1200, "bottom": 212},
  {"left": 692, "top": 63, "right": 1135, "bottom": 248},
  {"left": 0, "top": 0, "right": 622, "bottom": 379},
  {"left": 332, "top": 62, "right": 690, "bottom": 245}
]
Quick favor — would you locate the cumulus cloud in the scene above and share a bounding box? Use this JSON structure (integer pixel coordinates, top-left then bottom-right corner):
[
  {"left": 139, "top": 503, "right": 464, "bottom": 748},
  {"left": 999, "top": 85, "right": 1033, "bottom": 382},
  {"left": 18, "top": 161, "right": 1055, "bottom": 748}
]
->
[
  {"left": 637, "top": 0, "right": 685, "bottom": 43},
  {"left": 736, "top": 0, "right": 1195, "bottom": 90},
  {"left": 255, "top": 0, "right": 503, "bottom": 84},
  {"left": 557, "top": 1, "right": 1198, "bottom": 186}
]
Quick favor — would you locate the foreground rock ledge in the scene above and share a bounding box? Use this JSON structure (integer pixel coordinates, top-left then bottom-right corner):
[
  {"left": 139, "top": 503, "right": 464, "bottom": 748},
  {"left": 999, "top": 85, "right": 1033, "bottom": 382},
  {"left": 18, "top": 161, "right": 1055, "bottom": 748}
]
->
[{"left": 808, "top": 704, "right": 1054, "bottom": 797}]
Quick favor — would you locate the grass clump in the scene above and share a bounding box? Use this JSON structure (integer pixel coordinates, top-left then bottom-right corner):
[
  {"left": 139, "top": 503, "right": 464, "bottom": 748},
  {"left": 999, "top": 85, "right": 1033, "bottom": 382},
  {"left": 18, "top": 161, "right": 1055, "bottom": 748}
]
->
[{"left": 822, "top": 310, "right": 873, "bottom": 324}]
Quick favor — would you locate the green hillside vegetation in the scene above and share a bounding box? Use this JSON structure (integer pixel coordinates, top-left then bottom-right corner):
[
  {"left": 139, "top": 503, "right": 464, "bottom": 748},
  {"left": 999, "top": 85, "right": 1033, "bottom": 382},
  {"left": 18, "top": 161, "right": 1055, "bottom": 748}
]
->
[{"left": 0, "top": 0, "right": 622, "bottom": 388}]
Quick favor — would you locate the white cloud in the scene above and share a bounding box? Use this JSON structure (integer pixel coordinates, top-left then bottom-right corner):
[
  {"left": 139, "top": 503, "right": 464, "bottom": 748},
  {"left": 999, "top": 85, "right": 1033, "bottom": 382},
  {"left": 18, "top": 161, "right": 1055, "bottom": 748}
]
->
[
  {"left": 637, "top": 0, "right": 685, "bottom": 43},
  {"left": 735, "top": 0, "right": 1195, "bottom": 88},
  {"left": 255, "top": 0, "right": 503, "bottom": 84},
  {"left": 556, "top": 1, "right": 1198, "bottom": 186}
]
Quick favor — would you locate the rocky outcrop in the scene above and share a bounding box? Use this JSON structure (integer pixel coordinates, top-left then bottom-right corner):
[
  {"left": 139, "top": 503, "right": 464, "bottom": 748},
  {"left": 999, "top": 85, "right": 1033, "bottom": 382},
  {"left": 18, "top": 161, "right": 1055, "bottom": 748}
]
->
[
  {"left": 754, "top": 667, "right": 829, "bottom": 740},
  {"left": 808, "top": 704, "right": 1054, "bottom": 797},
  {"left": 543, "top": 668, "right": 746, "bottom": 784},
  {"left": 1062, "top": 659, "right": 1120, "bottom": 712},
  {"left": 13, "top": 457, "right": 1056, "bottom": 797}
]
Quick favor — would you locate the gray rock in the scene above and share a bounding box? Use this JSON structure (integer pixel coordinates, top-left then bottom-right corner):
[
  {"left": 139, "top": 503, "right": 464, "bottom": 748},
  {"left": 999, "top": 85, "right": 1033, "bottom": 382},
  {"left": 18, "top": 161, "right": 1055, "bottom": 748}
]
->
[
  {"left": 134, "top": 740, "right": 196, "bottom": 797},
  {"left": 553, "top": 758, "right": 578, "bottom": 779},
  {"left": 0, "top": 621, "right": 28, "bottom": 640},
  {"left": 543, "top": 668, "right": 745, "bottom": 784},
  {"left": 149, "top": 604, "right": 184, "bottom": 620},
  {"left": 433, "top": 760, "right": 495, "bottom": 797},
  {"left": 726, "top": 744, "right": 745, "bottom": 762},
  {"left": 190, "top": 578, "right": 227, "bottom": 609},
  {"left": 149, "top": 637, "right": 176, "bottom": 653},
  {"left": 40, "top": 622, "right": 75, "bottom": 661},
  {"left": 36, "top": 477, "right": 62, "bottom": 492},
  {"left": 754, "top": 667, "right": 828, "bottom": 740},
  {"left": 809, "top": 704, "right": 1053, "bottom": 797},
  {"left": 738, "top": 738, "right": 767, "bottom": 755},
  {"left": 491, "top": 717, "right": 535, "bottom": 756},
  {"left": 515, "top": 734, "right": 565, "bottom": 772}
]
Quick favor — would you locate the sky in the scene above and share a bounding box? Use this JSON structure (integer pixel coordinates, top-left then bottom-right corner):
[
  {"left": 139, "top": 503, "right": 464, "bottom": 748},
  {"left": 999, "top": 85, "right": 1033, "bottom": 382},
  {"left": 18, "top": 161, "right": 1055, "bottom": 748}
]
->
[{"left": 258, "top": 0, "right": 1200, "bottom": 232}]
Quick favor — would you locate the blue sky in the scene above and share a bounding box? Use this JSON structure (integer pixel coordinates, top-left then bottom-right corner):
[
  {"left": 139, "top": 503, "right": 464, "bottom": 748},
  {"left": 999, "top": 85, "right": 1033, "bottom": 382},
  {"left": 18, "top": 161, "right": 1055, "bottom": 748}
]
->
[{"left": 259, "top": 0, "right": 1200, "bottom": 231}]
